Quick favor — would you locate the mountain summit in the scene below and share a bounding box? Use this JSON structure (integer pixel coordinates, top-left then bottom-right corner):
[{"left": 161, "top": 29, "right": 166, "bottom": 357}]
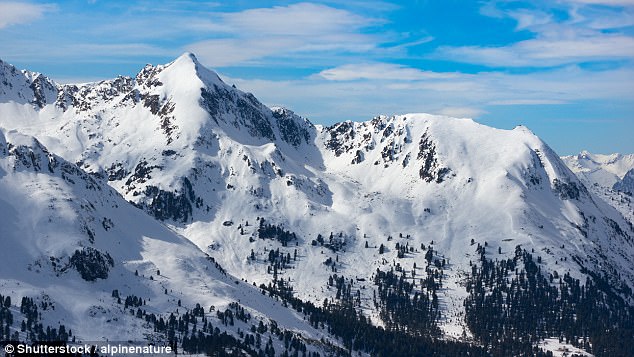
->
[{"left": 1, "top": 54, "right": 633, "bottom": 356}]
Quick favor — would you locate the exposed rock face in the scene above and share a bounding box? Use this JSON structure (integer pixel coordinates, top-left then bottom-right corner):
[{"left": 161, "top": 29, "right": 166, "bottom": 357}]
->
[{"left": 614, "top": 168, "right": 634, "bottom": 194}]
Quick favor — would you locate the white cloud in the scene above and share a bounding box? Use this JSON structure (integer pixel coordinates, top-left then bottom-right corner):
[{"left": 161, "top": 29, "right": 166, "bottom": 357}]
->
[
  {"left": 567, "top": 4, "right": 634, "bottom": 29},
  {"left": 188, "top": 38, "right": 298, "bottom": 67},
  {"left": 223, "top": 64, "right": 634, "bottom": 124},
  {"left": 70, "top": 43, "right": 173, "bottom": 57},
  {"left": 0, "top": 2, "right": 387, "bottom": 67},
  {"left": 1, "top": 41, "right": 173, "bottom": 63},
  {"left": 220, "top": 2, "right": 375, "bottom": 36},
  {"left": 392, "top": 36, "right": 435, "bottom": 49},
  {"left": 437, "top": 1, "right": 634, "bottom": 67},
  {"left": 317, "top": 63, "right": 457, "bottom": 81},
  {"left": 0, "top": 2, "right": 54, "bottom": 29},
  {"left": 508, "top": 9, "right": 553, "bottom": 30},
  {"left": 489, "top": 99, "right": 567, "bottom": 105},
  {"left": 436, "top": 34, "right": 634, "bottom": 67},
  {"left": 435, "top": 107, "right": 487, "bottom": 118},
  {"left": 183, "top": 3, "right": 382, "bottom": 67},
  {"left": 568, "top": 0, "right": 634, "bottom": 6}
]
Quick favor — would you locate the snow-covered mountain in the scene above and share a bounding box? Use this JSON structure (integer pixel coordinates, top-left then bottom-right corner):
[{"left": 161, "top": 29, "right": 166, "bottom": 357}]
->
[
  {"left": 2, "top": 54, "right": 634, "bottom": 356},
  {"left": 614, "top": 168, "right": 634, "bottom": 195},
  {"left": 562, "top": 151, "right": 634, "bottom": 189},
  {"left": 0, "top": 128, "right": 348, "bottom": 355},
  {"left": 562, "top": 151, "right": 634, "bottom": 226}
]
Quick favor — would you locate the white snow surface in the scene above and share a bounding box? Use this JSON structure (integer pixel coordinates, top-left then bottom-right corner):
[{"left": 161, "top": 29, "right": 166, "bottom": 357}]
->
[
  {"left": 539, "top": 338, "right": 593, "bottom": 357},
  {"left": 0, "top": 129, "right": 339, "bottom": 354},
  {"left": 562, "top": 151, "right": 634, "bottom": 188},
  {"left": 562, "top": 151, "right": 634, "bottom": 225},
  {"left": 1, "top": 53, "right": 634, "bottom": 346}
]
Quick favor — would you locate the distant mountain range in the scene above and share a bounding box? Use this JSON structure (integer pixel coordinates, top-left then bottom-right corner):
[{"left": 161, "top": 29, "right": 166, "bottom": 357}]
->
[
  {"left": 1, "top": 54, "right": 633, "bottom": 356},
  {"left": 562, "top": 151, "right": 634, "bottom": 227},
  {"left": 562, "top": 151, "right": 634, "bottom": 192}
]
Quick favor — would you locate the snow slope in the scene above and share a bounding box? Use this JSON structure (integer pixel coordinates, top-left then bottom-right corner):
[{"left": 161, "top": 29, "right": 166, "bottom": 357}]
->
[
  {"left": 0, "top": 128, "right": 342, "bottom": 354},
  {"left": 1, "top": 54, "right": 633, "bottom": 350}
]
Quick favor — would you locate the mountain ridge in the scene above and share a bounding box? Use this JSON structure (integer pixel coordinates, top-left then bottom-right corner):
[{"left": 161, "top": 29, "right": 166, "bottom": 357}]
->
[
  {"left": 562, "top": 150, "right": 634, "bottom": 226},
  {"left": 562, "top": 151, "right": 634, "bottom": 188},
  {"left": 2, "top": 54, "right": 634, "bottom": 356},
  {"left": 0, "top": 126, "right": 351, "bottom": 355}
]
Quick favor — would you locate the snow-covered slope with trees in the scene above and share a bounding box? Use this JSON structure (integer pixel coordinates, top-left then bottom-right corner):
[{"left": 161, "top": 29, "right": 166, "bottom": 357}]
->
[
  {"left": 1, "top": 54, "right": 634, "bottom": 356},
  {"left": 0, "top": 129, "right": 350, "bottom": 356}
]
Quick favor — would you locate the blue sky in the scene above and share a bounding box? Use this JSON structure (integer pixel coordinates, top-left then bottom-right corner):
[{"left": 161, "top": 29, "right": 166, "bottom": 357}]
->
[{"left": 0, "top": 0, "right": 633, "bottom": 154}]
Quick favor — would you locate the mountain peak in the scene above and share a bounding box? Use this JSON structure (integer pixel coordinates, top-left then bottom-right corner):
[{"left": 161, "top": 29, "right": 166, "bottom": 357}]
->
[
  {"left": 163, "top": 52, "right": 224, "bottom": 87},
  {"left": 172, "top": 52, "right": 200, "bottom": 66}
]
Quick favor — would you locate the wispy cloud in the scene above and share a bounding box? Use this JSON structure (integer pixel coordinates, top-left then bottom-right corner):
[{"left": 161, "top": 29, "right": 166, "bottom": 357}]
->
[
  {"left": 0, "top": 2, "right": 391, "bottom": 68},
  {"left": 219, "top": 2, "right": 374, "bottom": 36},
  {"left": 508, "top": 9, "right": 553, "bottom": 30},
  {"left": 2, "top": 41, "right": 173, "bottom": 63},
  {"left": 0, "top": 2, "right": 55, "bottom": 29},
  {"left": 435, "top": 107, "right": 488, "bottom": 118},
  {"left": 435, "top": 35, "right": 634, "bottom": 67},
  {"left": 316, "top": 63, "right": 456, "bottom": 81},
  {"left": 186, "top": 3, "right": 383, "bottom": 67},
  {"left": 224, "top": 63, "right": 634, "bottom": 123},
  {"left": 489, "top": 99, "right": 568, "bottom": 105},
  {"left": 438, "top": 0, "right": 634, "bottom": 68},
  {"left": 567, "top": 3, "right": 634, "bottom": 29},
  {"left": 568, "top": 0, "right": 634, "bottom": 6}
]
